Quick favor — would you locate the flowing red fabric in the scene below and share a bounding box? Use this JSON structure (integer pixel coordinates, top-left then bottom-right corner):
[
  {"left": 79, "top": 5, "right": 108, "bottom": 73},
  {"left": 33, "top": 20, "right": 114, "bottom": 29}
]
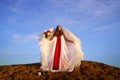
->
[{"left": 53, "top": 36, "right": 61, "bottom": 70}]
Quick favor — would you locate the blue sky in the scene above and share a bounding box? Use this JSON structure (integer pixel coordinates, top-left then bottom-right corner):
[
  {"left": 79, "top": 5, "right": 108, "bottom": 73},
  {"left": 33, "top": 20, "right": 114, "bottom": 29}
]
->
[{"left": 0, "top": 0, "right": 120, "bottom": 67}]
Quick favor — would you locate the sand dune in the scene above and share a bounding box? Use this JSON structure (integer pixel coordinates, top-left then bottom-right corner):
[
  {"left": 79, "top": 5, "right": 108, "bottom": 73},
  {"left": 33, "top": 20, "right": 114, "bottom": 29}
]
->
[{"left": 0, "top": 61, "right": 120, "bottom": 80}]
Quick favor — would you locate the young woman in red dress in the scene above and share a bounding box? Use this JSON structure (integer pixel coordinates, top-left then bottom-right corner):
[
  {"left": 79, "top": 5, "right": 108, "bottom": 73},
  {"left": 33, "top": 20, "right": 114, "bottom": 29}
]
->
[
  {"left": 38, "top": 25, "right": 83, "bottom": 72},
  {"left": 52, "top": 25, "right": 73, "bottom": 70}
]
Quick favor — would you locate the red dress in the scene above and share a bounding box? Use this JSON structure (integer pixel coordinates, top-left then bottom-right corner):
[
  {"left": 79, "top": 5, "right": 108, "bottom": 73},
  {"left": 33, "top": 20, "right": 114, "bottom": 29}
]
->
[{"left": 53, "top": 36, "right": 61, "bottom": 70}]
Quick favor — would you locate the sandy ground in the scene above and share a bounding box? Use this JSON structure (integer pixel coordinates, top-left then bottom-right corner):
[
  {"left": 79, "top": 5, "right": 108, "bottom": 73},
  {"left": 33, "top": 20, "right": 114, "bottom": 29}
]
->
[{"left": 0, "top": 61, "right": 120, "bottom": 80}]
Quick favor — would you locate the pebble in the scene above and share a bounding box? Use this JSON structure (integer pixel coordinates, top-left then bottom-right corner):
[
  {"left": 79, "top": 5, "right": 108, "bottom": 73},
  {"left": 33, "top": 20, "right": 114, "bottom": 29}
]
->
[{"left": 38, "top": 72, "right": 41, "bottom": 76}]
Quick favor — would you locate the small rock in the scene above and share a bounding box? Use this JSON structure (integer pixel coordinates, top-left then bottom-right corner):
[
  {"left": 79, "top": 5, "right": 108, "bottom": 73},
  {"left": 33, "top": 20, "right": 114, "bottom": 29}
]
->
[{"left": 38, "top": 72, "right": 41, "bottom": 76}]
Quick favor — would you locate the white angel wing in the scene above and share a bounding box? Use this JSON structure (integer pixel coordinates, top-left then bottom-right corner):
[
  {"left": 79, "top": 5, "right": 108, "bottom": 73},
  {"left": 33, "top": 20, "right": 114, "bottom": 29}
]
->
[
  {"left": 63, "top": 29, "right": 80, "bottom": 44},
  {"left": 63, "top": 29, "right": 84, "bottom": 67},
  {"left": 37, "top": 28, "right": 55, "bottom": 69}
]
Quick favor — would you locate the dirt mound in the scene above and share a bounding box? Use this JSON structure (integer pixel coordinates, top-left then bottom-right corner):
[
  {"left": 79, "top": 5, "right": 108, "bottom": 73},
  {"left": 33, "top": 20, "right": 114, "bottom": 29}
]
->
[{"left": 0, "top": 61, "right": 120, "bottom": 80}]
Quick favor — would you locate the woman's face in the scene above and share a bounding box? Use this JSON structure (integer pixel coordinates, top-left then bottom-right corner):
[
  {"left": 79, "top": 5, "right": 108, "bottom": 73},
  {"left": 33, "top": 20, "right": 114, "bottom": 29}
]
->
[
  {"left": 57, "top": 26, "right": 62, "bottom": 31},
  {"left": 58, "top": 26, "right": 62, "bottom": 31}
]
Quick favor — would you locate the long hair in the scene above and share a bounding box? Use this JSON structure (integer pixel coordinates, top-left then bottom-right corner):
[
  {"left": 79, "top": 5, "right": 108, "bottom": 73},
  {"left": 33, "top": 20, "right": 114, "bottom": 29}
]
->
[{"left": 54, "top": 25, "right": 63, "bottom": 37}]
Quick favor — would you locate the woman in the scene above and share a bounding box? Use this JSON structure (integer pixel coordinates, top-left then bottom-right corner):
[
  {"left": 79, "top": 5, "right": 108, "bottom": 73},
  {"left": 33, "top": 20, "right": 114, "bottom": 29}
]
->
[
  {"left": 51, "top": 25, "right": 73, "bottom": 70},
  {"left": 38, "top": 25, "right": 83, "bottom": 72}
]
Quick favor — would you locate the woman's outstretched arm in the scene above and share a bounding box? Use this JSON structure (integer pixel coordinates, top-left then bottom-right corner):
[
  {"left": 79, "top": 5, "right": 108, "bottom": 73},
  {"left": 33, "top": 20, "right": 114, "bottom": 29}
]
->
[{"left": 49, "top": 35, "right": 54, "bottom": 41}]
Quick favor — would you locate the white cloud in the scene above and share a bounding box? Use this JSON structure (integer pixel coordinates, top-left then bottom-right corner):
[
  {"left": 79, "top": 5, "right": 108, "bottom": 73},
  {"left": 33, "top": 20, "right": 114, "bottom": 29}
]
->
[
  {"left": 91, "top": 26, "right": 111, "bottom": 31},
  {"left": 6, "top": 0, "right": 120, "bottom": 18},
  {"left": 12, "top": 33, "right": 37, "bottom": 43},
  {"left": 0, "top": 51, "right": 14, "bottom": 54},
  {"left": 51, "top": 17, "right": 77, "bottom": 27},
  {"left": 8, "top": 0, "right": 27, "bottom": 15},
  {"left": 6, "top": 16, "right": 18, "bottom": 24},
  {"left": 12, "top": 34, "right": 22, "bottom": 41},
  {"left": 50, "top": 0, "right": 120, "bottom": 17},
  {"left": 9, "top": 6, "right": 24, "bottom": 15}
]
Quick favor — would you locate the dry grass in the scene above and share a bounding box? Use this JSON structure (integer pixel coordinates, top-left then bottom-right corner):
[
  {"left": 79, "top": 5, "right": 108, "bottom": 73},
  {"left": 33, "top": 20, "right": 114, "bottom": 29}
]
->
[{"left": 0, "top": 61, "right": 120, "bottom": 80}]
